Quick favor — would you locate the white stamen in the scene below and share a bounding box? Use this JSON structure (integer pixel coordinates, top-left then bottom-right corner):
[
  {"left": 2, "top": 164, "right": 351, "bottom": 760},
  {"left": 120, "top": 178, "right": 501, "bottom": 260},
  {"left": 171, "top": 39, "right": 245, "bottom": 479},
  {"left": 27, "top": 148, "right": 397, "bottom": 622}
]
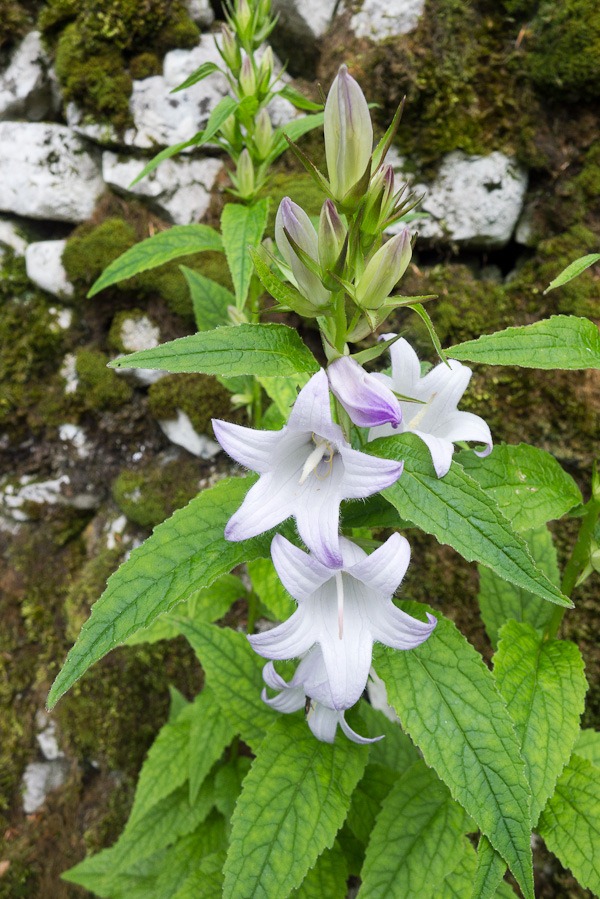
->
[
  {"left": 299, "top": 438, "right": 329, "bottom": 485},
  {"left": 409, "top": 392, "right": 437, "bottom": 429},
  {"left": 335, "top": 571, "right": 344, "bottom": 639}
]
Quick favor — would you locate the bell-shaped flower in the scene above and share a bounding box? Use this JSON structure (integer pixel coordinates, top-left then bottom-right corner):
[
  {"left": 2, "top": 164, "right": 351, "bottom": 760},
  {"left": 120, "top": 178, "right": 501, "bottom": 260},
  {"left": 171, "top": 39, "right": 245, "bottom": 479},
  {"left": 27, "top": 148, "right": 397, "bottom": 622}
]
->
[
  {"left": 370, "top": 336, "right": 493, "bottom": 478},
  {"left": 261, "top": 649, "right": 380, "bottom": 744},
  {"left": 324, "top": 65, "right": 373, "bottom": 201},
  {"left": 328, "top": 355, "right": 402, "bottom": 429},
  {"left": 212, "top": 369, "right": 403, "bottom": 567},
  {"left": 249, "top": 533, "right": 437, "bottom": 710},
  {"left": 275, "top": 198, "right": 331, "bottom": 309}
]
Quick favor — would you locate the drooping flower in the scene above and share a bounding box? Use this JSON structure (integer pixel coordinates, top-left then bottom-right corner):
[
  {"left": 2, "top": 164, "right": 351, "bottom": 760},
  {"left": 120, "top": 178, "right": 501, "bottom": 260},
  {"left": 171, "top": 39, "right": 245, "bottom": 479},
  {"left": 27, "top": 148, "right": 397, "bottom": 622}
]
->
[
  {"left": 212, "top": 369, "right": 403, "bottom": 566},
  {"left": 324, "top": 65, "right": 373, "bottom": 202},
  {"left": 328, "top": 355, "right": 402, "bottom": 429},
  {"left": 261, "top": 649, "right": 380, "bottom": 744},
  {"left": 370, "top": 336, "right": 493, "bottom": 478},
  {"left": 249, "top": 533, "right": 437, "bottom": 709},
  {"left": 275, "top": 197, "right": 331, "bottom": 309}
]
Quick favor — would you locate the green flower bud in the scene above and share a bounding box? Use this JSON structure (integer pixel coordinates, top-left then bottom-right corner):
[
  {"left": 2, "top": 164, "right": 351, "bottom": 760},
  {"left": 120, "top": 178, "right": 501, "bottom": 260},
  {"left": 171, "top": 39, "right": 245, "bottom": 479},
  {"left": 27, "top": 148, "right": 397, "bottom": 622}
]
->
[
  {"left": 257, "top": 46, "right": 274, "bottom": 95},
  {"left": 220, "top": 24, "right": 241, "bottom": 76},
  {"left": 239, "top": 55, "right": 257, "bottom": 97},
  {"left": 254, "top": 108, "right": 273, "bottom": 160},
  {"left": 318, "top": 199, "right": 346, "bottom": 273},
  {"left": 236, "top": 149, "right": 255, "bottom": 198},
  {"left": 355, "top": 229, "right": 412, "bottom": 309},
  {"left": 324, "top": 64, "right": 373, "bottom": 202},
  {"left": 219, "top": 113, "right": 238, "bottom": 146},
  {"left": 235, "top": 0, "right": 253, "bottom": 38}
]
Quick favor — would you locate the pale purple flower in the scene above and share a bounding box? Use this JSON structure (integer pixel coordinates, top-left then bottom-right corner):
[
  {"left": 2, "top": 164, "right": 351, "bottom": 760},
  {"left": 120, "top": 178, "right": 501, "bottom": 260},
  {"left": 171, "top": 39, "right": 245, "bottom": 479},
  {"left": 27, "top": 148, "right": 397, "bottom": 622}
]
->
[
  {"left": 275, "top": 198, "right": 331, "bottom": 308},
  {"left": 370, "top": 336, "right": 493, "bottom": 478},
  {"left": 213, "top": 370, "right": 402, "bottom": 566},
  {"left": 324, "top": 65, "right": 373, "bottom": 201},
  {"left": 261, "top": 649, "right": 380, "bottom": 744},
  {"left": 328, "top": 355, "right": 402, "bottom": 429},
  {"left": 249, "top": 533, "right": 437, "bottom": 709}
]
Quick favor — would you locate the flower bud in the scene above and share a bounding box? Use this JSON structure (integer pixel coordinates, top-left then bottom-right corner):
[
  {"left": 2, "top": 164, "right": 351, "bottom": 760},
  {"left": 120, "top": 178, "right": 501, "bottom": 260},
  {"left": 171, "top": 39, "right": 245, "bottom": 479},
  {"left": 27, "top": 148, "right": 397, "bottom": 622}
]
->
[
  {"left": 318, "top": 200, "right": 346, "bottom": 273},
  {"left": 324, "top": 65, "right": 373, "bottom": 201},
  {"left": 254, "top": 108, "right": 273, "bottom": 160},
  {"left": 220, "top": 24, "right": 241, "bottom": 76},
  {"left": 236, "top": 149, "right": 255, "bottom": 198},
  {"left": 328, "top": 356, "right": 402, "bottom": 429},
  {"left": 275, "top": 197, "right": 331, "bottom": 308},
  {"left": 219, "top": 113, "right": 238, "bottom": 146},
  {"left": 239, "top": 55, "right": 257, "bottom": 97},
  {"left": 257, "top": 46, "right": 274, "bottom": 95},
  {"left": 362, "top": 164, "right": 395, "bottom": 236},
  {"left": 355, "top": 229, "right": 412, "bottom": 309},
  {"left": 235, "top": 0, "right": 253, "bottom": 37}
]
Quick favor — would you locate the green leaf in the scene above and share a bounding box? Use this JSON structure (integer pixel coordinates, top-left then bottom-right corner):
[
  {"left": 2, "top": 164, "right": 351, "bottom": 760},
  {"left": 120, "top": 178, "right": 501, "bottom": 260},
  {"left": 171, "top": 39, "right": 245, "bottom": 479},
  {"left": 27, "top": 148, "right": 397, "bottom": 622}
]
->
[
  {"left": 574, "top": 728, "right": 600, "bottom": 766},
  {"left": 458, "top": 444, "right": 582, "bottom": 532},
  {"left": 88, "top": 224, "right": 223, "bottom": 296},
  {"left": 257, "top": 373, "right": 308, "bottom": 419},
  {"left": 494, "top": 620, "right": 587, "bottom": 824},
  {"left": 221, "top": 200, "right": 269, "bottom": 309},
  {"left": 181, "top": 266, "right": 234, "bottom": 331},
  {"left": 544, "top": 253, "right": 600, "bottom": 293},
  {"left": 472, "top": 835, "right": 508, "bottom": 899},
  {"left": 47, "top": 476, "right": 272, "bottom": 709},
  {"left": 538, "top": 754, "right": 600, "bottom": 895},
  {"left": 347, "top": 763, "right": 398, "bottom": 846},
  {"left": 109, "top": 322, "right": 320, "bottom": 377},
  {"left": 140, "top": 813, "right": 226, "bottom": 899},
  {"left": 249, "top": 246, "right": 318, "bottom": 316},
  {"left": 172, "top": 60, "right": 221, "bottom": 92},
  {"left": 477, "top": 525, "right": 559, "bottom": 649},
  {"left": 356, "top": 701, "right": 419, "bottom": 772},
  {"left": 197, "top": 95, "right": 238, "bottom": 144},
  {"left": 359, "top": 760, "right": 470, "bottom": 899},
  {"left": 374, "top": 609, "right": 534, "bottom": 899},
  {"left": 277, "top": 85, "right": 324, "bottom": 112},
  {"left": 370, "top": 435, "right": 571, "bottom": 610},
  {"left": 179, "top": 622, "right": 277, "bottom": 750},
  {"left": 213, "top": 756, "right": 252, "bottom": 820},
  {"left": 189, "top": 686, "right": 236, "bottom": 803},
  {"left": 448, "top": 315, "right": 600, "bottom": 370},
  {"left": 408, "top": 302, "right": 448, "bottom": 364},
  {"left": 129, "top": 137, "right": 202, "bottom": 187},
  {"left": 440, "top": 842, "right": 515, "bottom": 899},
  {"left": 172, "top": 851, "right": 226, "bottom": 899},
  {"left": 247, "top": 556, "right": 296, "bottom": 621},
  {"left": 341, "top": 494, "right": 410, "bottom": 531},
  {"left": 290, "top": 844, "right": 348, "bottom": 899},
  {"left": 223, "top": 716, "right": 368, "bottom": 899}
]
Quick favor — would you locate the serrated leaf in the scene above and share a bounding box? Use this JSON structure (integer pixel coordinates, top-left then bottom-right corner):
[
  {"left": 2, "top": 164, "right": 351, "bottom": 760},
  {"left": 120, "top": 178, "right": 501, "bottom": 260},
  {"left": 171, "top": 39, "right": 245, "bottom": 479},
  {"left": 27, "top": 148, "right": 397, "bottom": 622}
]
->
[
  {"left": 346, "top": 763, "right": 398, "bottom": 846},
  {"left": 109, "top": 322, "right": 320, "bottom": 377},
  {"left": 223, "top": 716, "right": 368, "bottom": 899},
  {"left": 189, "top": 686, "right": 237, "bottom": 804},
  {"left": 441, "top": 842, "right": 515, "bottom": 899},
  {"left": 247, "top": 556, "right": 295, "bottom": 621},
  {"left": 257, "top": 373, "right": 308, "bottom": 419},
  {"left": 144, "top": 813, "right": 226, "bottom": 899},
  {"left": 290, "top": 844, "right": 349, "bottom": 899},
  {"left": 370, "top": 434, "right": 571, "bottom": 610},
  {"left": 357, "top": 702, "right": 419, "bottom": 772},
  {"left": 88, "top": 224, "right": 223, "bottom": 296},
  {"left": 458, "top": 444, "right": 582, "bottom": 532},
  {"left": 478, "top": 525, "right": 559, "bottom": 649},
  {"left": 221, "top": 200, "right": 269, "bottom": 309},
  {"left": 574, "top": 728, "right": 600, "bottom": 766},
  {"left": 48, "top": 477, "right": 272, "bottom": 709},
  {"left": 374, "top": 609, "right": 534, "bottom": 899},
  {"left": 359, "top": 759, "right": 470, "bottom": 899},
  {"left": 448, "top": 315, "right": 600, "bottom": 370},
  {"left": 181, "top": 266, "right": 234, "bottom": 331},
  {"left": 538, "top": 754, "right": 600, "bottom": 894},
  {"left": 213, "top": 756, "right": 252, "bottom": 820},
  {"left": 544, "top": 253, "right": 600, "bottom": 293},
  {"left": 494, "top": 621, "right": 587, "bottom": 823},
  {"left": 171, "top": 850, "right": 226, "bottom": 899},
  {"left": 472, "top": 835, "right": 508, "bottom": 899},
  {"left": 179, "top": 622, "right": 277, "bottom": 750}
]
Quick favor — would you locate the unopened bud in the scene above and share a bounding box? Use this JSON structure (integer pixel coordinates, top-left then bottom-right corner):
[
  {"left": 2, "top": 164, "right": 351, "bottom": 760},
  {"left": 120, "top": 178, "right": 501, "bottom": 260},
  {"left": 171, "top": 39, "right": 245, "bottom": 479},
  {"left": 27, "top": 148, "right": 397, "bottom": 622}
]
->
[
  {"left": 236, "top": 149, "right": 255, "bottom": 198},
  {"left": 324, "top": 65, "right": 373, "bottom": 202},
  {"left": 254, "top": 108, "right": 273, "bottom": 160},
  {"left": 275, "top": 197, "right": 331, "bottom": 308},
  {"left": 257, "top": 46, "right": 274, "bottom": 95},
  {"left": 219, "top": 113, "right": 238, "bottom": 146},
  {"left": 318, "top": 200, "right": 346, "bottom": 273},
  {"left": 220, "top": 24, "right": 241, "bottom": 76},
  {"left": 355, "top": 229, "right": 412, "bottom": 309},
  {"left": 328, "top": 356, "right": 402, "bottom": 429},
  {"left": 362, "top": 164, "right": 395, "bottom": 235},
  {"left": 235, "top": 0, "right": 253, "bottom": 36},
  {"left": 239, "top": 55, "right": 257, "bottom": 97}
]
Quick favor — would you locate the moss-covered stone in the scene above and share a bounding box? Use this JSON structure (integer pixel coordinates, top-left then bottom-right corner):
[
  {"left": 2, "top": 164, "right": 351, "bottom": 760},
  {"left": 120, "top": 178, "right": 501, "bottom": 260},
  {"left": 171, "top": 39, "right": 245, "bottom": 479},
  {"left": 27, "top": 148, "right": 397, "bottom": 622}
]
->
[
  {"left": 63, "top": 544, "right": 125, "bottom": 642},
  {"left": 62, "top": 217, "right": 137, "bottom": 293},
  {"left": 527, "top": 0, "right": 600, "bottom": 101},
  {"left": 129, "top": 50, "right": 162, "bottom": 80},
  {"left": 111, "top": 456, "right": 200, "bottom": 528},
  {"left": 262, "top": 172, "right": 326, "bottom": 233},
  {"left": 0, "top": 0, "right": 28, "bottom": 51},
  {"left": 148, "top": 373, "right": 237, "bottom": 434},
  {"left": 75, "top": 348, "right": 133, "bottom": 411}
]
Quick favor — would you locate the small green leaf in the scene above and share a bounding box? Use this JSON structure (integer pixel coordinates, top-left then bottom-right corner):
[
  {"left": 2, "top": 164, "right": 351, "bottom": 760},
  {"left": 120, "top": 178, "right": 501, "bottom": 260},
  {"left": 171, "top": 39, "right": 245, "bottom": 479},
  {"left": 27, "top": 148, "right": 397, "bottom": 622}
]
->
[
  {"left": 370, "top": 435, "right": 571, "bottom": 610},
  {"left": 374, "top": 609, "right": 534, "bottom": 899},
  {"left": 544, "top": 253, "right": 600, "bottom": 293},
  {"left": 189, "top": 686, "right": 236, "bottom": 803},
  {"left": 458, "top": 444, "right": 582, "bottom": 532},
  {"left": 109, "top": 322, "right": 320, "bottom": 377},
  {"left": 538, "top": 754, "right": 600, "bottom": 895},
  {"left": 359, "top": 760, "right": 470, "bottom": 899},
  {"left": 357, "top": 702, "right": 419, "bottom": 772},
  {"left": 221, "top": 200, "right": 269, "bottom": 309},
  {"left": 47, "top": 477, "right": 272, "bottom": 709},
  {"left": 172, "top": 60, "right": 221, "bottom": 92},
  {"left": 213, "top": 756, "right": 252, "bottom": 820},
  {"left": 181, "top": 266, "right": 234, "bottom": 331},
  {"left": 88, "top": 224, "right": 223, "bottom": 296},
  {"left": 129, "top": 137, "right": 202, "bottom": 187},
  {"left": 172, "top": 851, "right": 226, "bottom": 899},
  {"left": 248, "top": 556, "right": 296, "bottom": 621},
  {"left": 574, "top": 728, "right": 600, "bottom": 766},
  {"left": 472, "top": 835, "right": 508, "bottom": 899},
  {"left": 441, "top": 842, "right": 515, "bottom": 899},
  {"left": 277, "top": 85, "right": 324, "bottom": 112},
  {"left": 198, "top": 95, "right": 238, "bottom": 144},
  {"left": 477, "top": 525, "right": 559, "bottom": 649},
  {"left": 290, "top": 844, "right": 348, "bottom": 899},
  {"left": 249, "top": 246, "right": 318, "bottom": 316},
  {"left": 408, "top": 302, "right": 448, "bottom": 364},
  {"left": 223, "top": 716, "right": 368, "bottom": 899},
  {"left": 448, "top": 315, "right": 600, "bottom": 370},
  {"left": 346, "top": 763, "right": 398, "bottom": 846}
]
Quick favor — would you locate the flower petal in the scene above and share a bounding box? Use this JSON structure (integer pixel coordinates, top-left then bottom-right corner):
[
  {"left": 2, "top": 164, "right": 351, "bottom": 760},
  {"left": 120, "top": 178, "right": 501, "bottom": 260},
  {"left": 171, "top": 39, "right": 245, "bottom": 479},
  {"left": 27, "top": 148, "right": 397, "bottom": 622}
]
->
[
  {"left": 371, "top": 607, "right": 437, "bottom": 650},
  {"left": 433, "top": 410, "right": 493, "bottom": 457},
  {"left": 338, "top": 713, "right": 384, "bottom": 745},
  {"left": 287, "top": 369, "right": 341, "bottom": 442},
  {"left": 212, "top": 419, "right": 282, "bottom": 473},
  {"left": 411, "top": 429, "right": 455, "bottom": 478},
  {"left": 262, "top": 660, "right": 289, "bottom": 691},
  {"left": 271, "top": 535, "right": 331, "bottom": 602},
  {"left": 293, "top": 458, "right": 345, "bottom": 566},
  {"left": 224, "top": 473, "right": 294, "bottom": 541},
  {"left": 339, "top": 444, "right": 404, "bottom": 499},
  {"left": 261, "top": 686, "right": 305, "bottom": 713},
  {"left": 306, "top": 703, "right": 339, "bottom": 743},
  {"left": 248, "top": 608, "right": 315, "bottom": 660},
  {"left": 387, "top": 336, "right": 421, "bottom": 392},
  {"left": 408, "top": 359, "right": 471, "bottom": 430},
  {"left": 346, "top": 532, "right": 410, "bottom": 596},
  {"left": 328, "top": 356, "right": 402, "bottom": 429}
]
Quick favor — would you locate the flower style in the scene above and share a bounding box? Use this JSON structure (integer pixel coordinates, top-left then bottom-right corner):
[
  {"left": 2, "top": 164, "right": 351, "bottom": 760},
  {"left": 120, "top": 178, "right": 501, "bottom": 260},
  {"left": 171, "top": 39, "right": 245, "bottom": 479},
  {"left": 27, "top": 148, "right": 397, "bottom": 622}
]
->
[
  {"left": 261, "top": 649, "right": 380, "bottom": 744},
  {"left": 370, "top": 336, "right": 493, "bottom": 478},
  {"left": 212, "top": 369, "right": 403, "bottom": 566},
  {"left": 328, "top": 355, "right": 402, "bottom": 429},
  {"left": 249, "top": 533, "right": 437, "bottom": 709}
]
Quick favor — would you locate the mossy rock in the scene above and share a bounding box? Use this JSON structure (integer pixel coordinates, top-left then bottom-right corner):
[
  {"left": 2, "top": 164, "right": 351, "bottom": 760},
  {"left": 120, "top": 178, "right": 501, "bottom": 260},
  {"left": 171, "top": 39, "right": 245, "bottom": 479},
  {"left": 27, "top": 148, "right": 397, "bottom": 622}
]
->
[
  {"left": 62, "top": 216, "right": 137, "bottom": 292},
  {"left": 129, "top": 51, "right": 162, "bottom": 80},
  {"left": 261, "top": 172, "right": 326, "bottom": 233},
  {"left": 527, "top": 0, "right": 600, "bottom": 100},
  {"left": 111, "top": 456, "right": 201, "bottom": 528},
  {"left": 0, "top": 0, "right": 28, "bottom": 51},
  {"left": 75, "top": 348, "right": 133, "bottom": 411},
  {"left": 148, "top": 373, "right": 238, "bottom": 435}
]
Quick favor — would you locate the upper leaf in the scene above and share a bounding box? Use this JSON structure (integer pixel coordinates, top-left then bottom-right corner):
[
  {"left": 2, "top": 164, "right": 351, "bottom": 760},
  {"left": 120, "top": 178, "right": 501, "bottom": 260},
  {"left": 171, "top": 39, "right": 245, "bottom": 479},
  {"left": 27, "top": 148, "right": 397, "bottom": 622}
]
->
[
  {"left": 223, "top": 716, "right": 368, "bottom": 899},
  {"left": 290, "top": 844, "right": 348, "bottom": 899},
  {"left": 189, "top": 686, "right": 237, "bottom": 804},
  {"left": 574, "top": 728, "right": 600, "bottom": 766},
  {"left": 370, "top": 435, "right": 571, "bottom": 609},
  {"left": 448, "top": 315, "right": 600, "bottom": 370},
  {"left": 109, "top": 323, "right": 320, "bottom": 377},
  {"left": 88, "top": 224, "right": 223, "bottom": 296},
  {"left": 544, "top": 253, "right": 600, "bottom": 293},
  {"left": 248, "top": 556, "right": 296, "bottom": 621},
  {"left": 47, "top": 477, "right": 271, "bottom": 708},
  {"left": 374, "top": 608, "right": 534, "bottom": 899},
  {"left": 180, "top": 266, "right": 234, "bottom": 332},
  {"left": 221, "top": 200, "right": 269, "bottom": 310}
]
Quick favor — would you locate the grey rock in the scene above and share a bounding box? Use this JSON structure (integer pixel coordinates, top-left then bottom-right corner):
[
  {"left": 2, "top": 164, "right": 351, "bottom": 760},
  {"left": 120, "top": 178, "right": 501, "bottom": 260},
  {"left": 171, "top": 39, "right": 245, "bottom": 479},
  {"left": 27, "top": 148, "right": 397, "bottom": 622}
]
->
[
  {"left": 350, "top": 0, "right": 425, "bottom": 40},
  {"left": 270, "top": 0, "right": 337, "bottom": 72},
  {"left": 0, "top": 32, "right": 56, "bottom": 122},
  {"left": 0, "top": 216, "right": 28, "bottom": 255},
  {"left": 25, "top": 239, "right": 73, "bottom": 298},
  {"left": 185, "top": 0, "right": 215, "bottom": 28},
  {"left": 22, "top": 760, "right": 69, "bottom": 814},
  {"left": 0, "top": 123, "right": 103, "bottom": 222}
]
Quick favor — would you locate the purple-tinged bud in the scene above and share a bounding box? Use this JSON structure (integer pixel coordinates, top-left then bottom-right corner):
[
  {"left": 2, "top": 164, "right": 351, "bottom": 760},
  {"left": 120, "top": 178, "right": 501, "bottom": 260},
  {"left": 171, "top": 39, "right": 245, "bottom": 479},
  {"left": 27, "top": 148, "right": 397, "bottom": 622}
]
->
[
  {"left": 239, "top": 55, "right": 257, "bottom": 97},
  {"left": 220, "top": 24, "right": 242, "bottom": 76},
  {"left": 275, "top": 198, "right": 331, "bottom": 308},
  {"left": 355, "top": 229, "right": 412, "bottom": 310},
  {"left": 254, "top": 108, "right": 273, "bottom": 159},
  {"left": 236, "top": 149, "right": 255, "bottom": 198},
  {"left": 324, "top": 65, "right": 373, "bottom": 201},
  {"left": 328, "top": 356, "right": 402, "bottom": 429},
  {"left": 318, "top": 200, "right": 346, "bottom": 273}
]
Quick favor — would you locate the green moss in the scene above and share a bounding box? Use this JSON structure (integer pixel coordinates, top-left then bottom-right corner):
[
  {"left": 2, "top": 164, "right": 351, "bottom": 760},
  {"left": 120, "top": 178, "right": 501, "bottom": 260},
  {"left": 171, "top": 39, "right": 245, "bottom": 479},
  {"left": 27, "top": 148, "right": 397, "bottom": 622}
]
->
[
  {"left": 64, "top": 545, "right": 125, "bottom": 642},
  {"left": 62, "top": 217, "right": 137, "bottom": 292},
  {"left": 75, "top": 348, "right": 133, "bottom": 410},
  {"left": 152, "top": 8, "right": 200, "bottom": 54},
  {"left": 527, "top": 0, "right": 600, "bottom": 100},
  {"left": 111, "top": 457, "right": 201, "bottom": 528},
  {"left": 37, "top": 0, "right": 78, "bottom": 35},
  {"left": 262, "top": 173, "right": 326, "bottom": 233},
  {"left": 0, "top": 1, "right": 28, "bottom": 51},
  {"left": 129, "top": 51, "right": 162, "bottom": 80},
  {"left": 148, "top": 373, "right": 237, "bottom": 435}
]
